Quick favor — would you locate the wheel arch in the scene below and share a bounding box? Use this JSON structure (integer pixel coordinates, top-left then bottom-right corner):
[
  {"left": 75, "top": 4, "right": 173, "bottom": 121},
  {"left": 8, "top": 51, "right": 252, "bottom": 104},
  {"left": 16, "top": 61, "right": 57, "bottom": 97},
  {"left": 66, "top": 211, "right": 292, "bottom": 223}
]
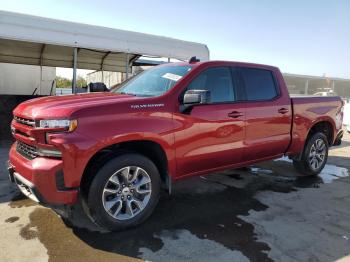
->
[
  {"left": 307, "top": 120, "right": 335, "bottom": 145},
  {"left": 291, "top": 119, "right": 334, "bottom": 161},
  {"left": 80, "top": 139, "right": 172, "bottom": 198}
]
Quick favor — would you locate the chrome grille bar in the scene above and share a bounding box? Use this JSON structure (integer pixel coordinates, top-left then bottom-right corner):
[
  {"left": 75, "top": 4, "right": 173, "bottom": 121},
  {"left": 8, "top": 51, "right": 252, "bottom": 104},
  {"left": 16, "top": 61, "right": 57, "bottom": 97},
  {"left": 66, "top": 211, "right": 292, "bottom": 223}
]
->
[{"left": 14, "top": 116, "right": 35, "bottom": 127}]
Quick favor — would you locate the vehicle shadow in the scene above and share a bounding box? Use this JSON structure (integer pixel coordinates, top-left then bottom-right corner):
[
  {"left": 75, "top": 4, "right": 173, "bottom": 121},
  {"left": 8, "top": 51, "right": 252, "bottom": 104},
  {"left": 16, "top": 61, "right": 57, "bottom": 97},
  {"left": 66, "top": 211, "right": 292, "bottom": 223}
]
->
[
  {"left": 333, "top": 139, "right": 350, "bottom": 150},
  {"left": 66, "top": 175, "right": 279, "bottom": 261}
]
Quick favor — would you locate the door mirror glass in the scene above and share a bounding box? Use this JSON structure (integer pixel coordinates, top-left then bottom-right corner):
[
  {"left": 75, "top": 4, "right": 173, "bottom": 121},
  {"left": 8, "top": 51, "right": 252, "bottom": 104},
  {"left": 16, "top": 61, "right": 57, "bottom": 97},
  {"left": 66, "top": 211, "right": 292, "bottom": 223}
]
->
[{"left": 183, "top": 90, "right": 211, "bottom": 105}]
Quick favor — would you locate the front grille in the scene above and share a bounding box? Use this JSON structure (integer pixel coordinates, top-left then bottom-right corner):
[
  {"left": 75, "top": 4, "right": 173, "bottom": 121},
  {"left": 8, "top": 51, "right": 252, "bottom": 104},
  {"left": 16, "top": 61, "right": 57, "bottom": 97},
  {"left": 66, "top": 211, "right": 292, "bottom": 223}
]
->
[
  {"left": 16, "top": 141, "right": 38, "bottom": 159},
  {"left": 13, "top": 128, "right": 30, "bottom": 138},
  {"left": 14, "top": 116, "right": 36, "bottom": 127}
]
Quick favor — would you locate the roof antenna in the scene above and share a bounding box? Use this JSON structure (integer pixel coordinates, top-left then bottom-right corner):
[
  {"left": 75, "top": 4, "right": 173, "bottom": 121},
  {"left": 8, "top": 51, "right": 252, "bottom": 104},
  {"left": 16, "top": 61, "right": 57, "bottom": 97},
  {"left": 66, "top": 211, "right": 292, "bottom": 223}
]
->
[{"left": 189, "top": 56, "right": 200, "bottom": 63}]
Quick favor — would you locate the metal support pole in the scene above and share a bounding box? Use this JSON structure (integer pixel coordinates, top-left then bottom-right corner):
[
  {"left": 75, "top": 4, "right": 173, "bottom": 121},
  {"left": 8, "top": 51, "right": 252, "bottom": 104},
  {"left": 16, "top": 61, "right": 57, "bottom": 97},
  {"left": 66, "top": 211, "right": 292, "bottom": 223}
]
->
[
  {"left": 39, "top": 44, "right": 46, "bottom": 95},
  {"left": 72, "top": 47, "right": 78, "bottom": 94},
  {"left": 304, "top": 80, "right": 309, "bottom": 95},
  {"left": 39, "top": 66, "right": 42, "bottom": 96},
  {"left": 168, "top": 57, "right": 170, "bottom": 63},
  {"left": 125, "top": 53, "right": 129, "bottom": 80},
  {"left": 332, "top": 80, "right": 335, "bottom": 91},
  {"left": 100, "top": 51, "right": 110, "bottom": 85}
]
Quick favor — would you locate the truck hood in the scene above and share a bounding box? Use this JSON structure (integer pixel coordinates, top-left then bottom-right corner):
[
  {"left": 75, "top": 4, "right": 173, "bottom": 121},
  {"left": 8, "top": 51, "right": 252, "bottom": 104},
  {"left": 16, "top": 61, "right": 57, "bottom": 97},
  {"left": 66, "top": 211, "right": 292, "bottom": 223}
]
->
[{"left": 14, "top": 92, "right": 140, "bottom": 119}]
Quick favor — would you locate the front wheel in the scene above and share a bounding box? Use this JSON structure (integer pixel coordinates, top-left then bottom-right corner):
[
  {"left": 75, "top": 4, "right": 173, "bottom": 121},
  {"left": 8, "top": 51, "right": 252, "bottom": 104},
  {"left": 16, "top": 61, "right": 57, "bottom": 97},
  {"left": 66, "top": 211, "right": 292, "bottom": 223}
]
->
[
  {"left": 293, "top": 132, "right": 328, "bottom": 176},
  {"left": 86, "top": 153, "right": 160, "bottom": 231}
]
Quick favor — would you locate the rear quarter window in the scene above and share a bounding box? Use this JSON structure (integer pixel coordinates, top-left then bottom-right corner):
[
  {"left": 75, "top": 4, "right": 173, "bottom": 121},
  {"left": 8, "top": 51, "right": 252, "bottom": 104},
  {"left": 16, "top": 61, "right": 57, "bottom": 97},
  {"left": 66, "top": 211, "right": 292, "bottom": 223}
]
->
[{"left": 240, "top": 68, "right": 278, "bottom": 101}]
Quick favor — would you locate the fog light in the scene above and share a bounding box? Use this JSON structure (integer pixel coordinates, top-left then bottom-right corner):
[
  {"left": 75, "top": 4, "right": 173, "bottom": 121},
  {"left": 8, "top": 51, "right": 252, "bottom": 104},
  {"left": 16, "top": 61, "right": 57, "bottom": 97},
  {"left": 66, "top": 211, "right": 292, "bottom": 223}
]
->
[{"left": 37, "top": 147, "right": 62, "bottom": 158}]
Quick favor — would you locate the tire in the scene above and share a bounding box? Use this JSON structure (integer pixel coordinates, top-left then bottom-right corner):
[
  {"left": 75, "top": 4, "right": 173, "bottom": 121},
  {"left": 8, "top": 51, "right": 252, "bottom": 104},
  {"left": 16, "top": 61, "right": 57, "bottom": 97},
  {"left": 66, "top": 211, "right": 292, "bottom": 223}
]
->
[
  {"left": 86, "top": 153, "right": 161, "bottom": 231},
  {"left": 293, "top": 132, "right": 328, "bottom": 176}
]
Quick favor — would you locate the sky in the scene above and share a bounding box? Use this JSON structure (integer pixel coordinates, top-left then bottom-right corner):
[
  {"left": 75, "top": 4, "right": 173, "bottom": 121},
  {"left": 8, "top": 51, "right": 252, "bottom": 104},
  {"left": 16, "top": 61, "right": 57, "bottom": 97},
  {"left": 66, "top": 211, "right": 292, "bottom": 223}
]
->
[{"left": 1, "top": 0, "right": 349, "bottom": 78}]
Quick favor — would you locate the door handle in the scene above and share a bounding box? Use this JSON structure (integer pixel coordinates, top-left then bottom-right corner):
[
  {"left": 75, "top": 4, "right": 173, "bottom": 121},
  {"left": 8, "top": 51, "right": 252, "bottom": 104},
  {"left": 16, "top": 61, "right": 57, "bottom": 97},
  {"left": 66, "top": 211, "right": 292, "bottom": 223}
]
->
[
  {"left": 228, "top": 111, "right": 243, "bottom": 118},
  {"left": 278, "top": 108, "right": 289, "bottom": 114}
]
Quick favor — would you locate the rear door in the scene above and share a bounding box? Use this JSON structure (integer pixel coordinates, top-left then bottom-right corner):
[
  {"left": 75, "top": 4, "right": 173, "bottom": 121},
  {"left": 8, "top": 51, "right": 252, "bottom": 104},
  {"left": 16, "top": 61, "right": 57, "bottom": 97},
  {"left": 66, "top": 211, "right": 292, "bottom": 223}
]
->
[
  {"left": 238, "top": 67, "right": 292, "bottom": 161},
  {"left": 174, "top": 66, "right": 246, "bottom": 177}
]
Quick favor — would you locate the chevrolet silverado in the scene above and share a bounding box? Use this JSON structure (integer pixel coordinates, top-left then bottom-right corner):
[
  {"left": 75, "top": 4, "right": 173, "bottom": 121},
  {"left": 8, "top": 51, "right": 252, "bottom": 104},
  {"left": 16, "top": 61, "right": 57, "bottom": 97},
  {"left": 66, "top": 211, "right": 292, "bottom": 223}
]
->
[{"left": 8, "top": 59, "right": 344, "bottom": 230}]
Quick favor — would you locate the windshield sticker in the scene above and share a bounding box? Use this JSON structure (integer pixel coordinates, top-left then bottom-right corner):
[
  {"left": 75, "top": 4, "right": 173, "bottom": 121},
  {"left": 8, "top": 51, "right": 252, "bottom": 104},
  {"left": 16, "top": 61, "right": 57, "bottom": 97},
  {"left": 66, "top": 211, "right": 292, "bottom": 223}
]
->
[{"left": 162, "top": 73, "right": 182, "bottom": 82}]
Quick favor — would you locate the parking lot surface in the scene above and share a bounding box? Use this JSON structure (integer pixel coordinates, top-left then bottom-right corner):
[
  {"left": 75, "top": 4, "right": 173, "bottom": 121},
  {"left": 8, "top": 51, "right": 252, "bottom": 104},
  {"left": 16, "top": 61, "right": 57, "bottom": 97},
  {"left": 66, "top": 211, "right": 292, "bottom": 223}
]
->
[{"left": 1, "top": 132, "right": 350, "bottom": 262}]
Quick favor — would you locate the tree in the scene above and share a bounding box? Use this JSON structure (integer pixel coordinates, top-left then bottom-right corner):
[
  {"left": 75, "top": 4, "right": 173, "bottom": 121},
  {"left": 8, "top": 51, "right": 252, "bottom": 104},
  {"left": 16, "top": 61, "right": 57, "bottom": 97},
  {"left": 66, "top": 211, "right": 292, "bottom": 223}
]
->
[
  {"left": 55, "top": 76, "right": 71, "bottom": 88},
  {"left": 55, "top": 75, "right": 87, "bottom": 88},
  {"left": 77, "top": 76, "right": 87, "bottom": 88}
]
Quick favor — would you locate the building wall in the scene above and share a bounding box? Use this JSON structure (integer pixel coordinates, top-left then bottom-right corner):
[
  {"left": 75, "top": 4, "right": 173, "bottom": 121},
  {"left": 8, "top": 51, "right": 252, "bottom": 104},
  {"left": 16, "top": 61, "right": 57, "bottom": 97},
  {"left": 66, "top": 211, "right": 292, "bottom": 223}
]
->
[
  {"left": 86, "top": 71, "right": 124, "bottom": 88},
  {"left": 0, "top": 63, "right": 56, "bottom": 95},
  {"left": 86, "top": 66, "right": 149, "bottom": 88}
]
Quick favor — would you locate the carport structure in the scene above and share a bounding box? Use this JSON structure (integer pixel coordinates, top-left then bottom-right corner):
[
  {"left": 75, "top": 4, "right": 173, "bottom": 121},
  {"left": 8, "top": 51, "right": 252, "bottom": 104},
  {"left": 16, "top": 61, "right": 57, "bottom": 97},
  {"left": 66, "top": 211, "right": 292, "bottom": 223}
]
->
[{"left": 0, "top": 10, "right": 209, "bottom": 94}]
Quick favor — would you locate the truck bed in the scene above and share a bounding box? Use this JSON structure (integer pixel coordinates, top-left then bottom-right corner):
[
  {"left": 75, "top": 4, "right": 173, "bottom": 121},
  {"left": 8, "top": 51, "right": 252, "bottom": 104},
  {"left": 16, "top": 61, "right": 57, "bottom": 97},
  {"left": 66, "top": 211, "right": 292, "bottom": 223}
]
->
[{"left": 287, "top": 95, "right": 344, "bottom": 155}]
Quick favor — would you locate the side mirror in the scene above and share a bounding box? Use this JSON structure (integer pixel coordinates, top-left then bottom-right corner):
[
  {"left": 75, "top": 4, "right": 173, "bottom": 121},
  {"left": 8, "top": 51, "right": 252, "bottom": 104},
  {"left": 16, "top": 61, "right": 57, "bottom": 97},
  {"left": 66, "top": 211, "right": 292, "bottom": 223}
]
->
[{"left": 183, "top": 90, "right": 211, "bottom": 105}]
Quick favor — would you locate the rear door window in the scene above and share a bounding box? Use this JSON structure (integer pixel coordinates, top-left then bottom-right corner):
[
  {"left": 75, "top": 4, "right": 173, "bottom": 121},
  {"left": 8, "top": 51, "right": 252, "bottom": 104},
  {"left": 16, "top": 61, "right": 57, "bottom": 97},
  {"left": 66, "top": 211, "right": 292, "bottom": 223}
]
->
[{"left": 240, "top": 68, "right": 278, "bottom": 101}]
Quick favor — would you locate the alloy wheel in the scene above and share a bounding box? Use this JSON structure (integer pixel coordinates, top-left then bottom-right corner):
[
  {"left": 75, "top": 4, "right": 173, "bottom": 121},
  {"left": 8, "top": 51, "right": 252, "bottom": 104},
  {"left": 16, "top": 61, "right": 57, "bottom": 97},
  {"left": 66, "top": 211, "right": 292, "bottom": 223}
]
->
[
  {"left": 308, "top": 138, "right": 326, "bottom": 170},
  {"left": 102, "top": 166, "right": 152, "bottom": 220}
]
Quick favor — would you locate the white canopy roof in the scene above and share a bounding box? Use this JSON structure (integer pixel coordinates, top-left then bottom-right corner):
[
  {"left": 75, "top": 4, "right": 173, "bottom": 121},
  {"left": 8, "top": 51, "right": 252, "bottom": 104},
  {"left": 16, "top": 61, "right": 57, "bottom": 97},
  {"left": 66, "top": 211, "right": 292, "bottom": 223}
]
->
[{"left": 0, "top": 10, "right": 209, "bottom": 72}]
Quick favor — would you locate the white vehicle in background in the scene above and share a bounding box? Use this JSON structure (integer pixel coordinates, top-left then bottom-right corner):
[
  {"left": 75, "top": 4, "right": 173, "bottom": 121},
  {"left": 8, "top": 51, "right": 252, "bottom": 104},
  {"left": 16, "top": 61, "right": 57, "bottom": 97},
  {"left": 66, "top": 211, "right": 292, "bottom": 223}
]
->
[
  {"left": 313, "top": 91, "right": 338, "bottom": 97},
  {"left": 344, "top": 98, "right": 350, "bottom": 133}
]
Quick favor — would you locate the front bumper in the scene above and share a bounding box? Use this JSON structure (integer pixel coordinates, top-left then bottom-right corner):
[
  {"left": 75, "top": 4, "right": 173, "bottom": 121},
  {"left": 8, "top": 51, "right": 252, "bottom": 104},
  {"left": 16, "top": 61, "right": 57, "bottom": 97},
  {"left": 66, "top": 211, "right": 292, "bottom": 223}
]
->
[
  {"left": 8, "top": 165, "right": 41, "bottom": 203},
  {"left": 8, "top": 144, "right": 78, "bottom": 205}
]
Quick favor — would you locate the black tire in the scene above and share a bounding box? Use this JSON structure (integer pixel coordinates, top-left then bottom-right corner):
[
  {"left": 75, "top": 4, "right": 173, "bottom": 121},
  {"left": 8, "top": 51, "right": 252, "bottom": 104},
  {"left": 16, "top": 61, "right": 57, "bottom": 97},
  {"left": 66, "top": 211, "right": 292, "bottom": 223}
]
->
[
  {"left": 86, "top": 153, "right": 160, "bottom": 231},
  {"left": 293, "top": 132, "right": 328, "bottom": 176}
]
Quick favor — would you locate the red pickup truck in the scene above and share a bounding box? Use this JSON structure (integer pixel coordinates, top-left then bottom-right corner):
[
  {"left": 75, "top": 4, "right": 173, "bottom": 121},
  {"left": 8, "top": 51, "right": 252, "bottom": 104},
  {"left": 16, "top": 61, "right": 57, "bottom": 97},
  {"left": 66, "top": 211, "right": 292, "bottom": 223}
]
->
[{"left": 8, "top": 60, "right": 344, "bottom": 230}]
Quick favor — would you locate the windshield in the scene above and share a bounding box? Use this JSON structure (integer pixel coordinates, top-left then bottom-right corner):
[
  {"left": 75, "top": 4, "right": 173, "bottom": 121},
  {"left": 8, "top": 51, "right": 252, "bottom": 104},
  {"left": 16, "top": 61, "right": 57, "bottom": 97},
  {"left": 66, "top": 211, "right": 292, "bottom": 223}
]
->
[{"left": 112, "top": 65, "right": 192, "bottom": 97}]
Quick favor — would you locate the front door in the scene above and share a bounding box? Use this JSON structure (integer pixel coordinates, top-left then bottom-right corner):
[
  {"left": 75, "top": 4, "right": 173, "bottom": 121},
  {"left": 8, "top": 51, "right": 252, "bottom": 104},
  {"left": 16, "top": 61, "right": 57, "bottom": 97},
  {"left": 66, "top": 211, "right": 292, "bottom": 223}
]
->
[{"left": 174, "top": 66, "right": 246, "bottom": 177}]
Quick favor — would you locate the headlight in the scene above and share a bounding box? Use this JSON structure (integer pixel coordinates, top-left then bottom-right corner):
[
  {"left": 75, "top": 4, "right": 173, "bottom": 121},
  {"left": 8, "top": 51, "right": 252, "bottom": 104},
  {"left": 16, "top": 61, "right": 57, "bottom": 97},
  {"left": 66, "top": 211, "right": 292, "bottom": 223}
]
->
[{"left": 38, "top": 119, "right": 78, "bottom": 132}]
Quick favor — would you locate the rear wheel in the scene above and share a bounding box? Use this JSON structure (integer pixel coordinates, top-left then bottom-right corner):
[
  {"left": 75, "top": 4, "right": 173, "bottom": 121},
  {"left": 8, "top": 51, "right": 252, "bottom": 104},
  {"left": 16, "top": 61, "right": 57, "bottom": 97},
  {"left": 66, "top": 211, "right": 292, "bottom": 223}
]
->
[
  {"left": 293, "top": 132, "right": 328, "bottom": 176},
  {"left": 86, "top": 153, "right": 160, "bottom": 231}
]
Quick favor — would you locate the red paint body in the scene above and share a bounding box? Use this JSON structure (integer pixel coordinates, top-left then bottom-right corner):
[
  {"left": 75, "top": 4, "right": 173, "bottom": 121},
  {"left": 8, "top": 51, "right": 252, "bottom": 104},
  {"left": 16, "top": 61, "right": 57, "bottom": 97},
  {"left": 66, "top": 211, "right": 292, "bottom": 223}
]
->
[{"left": 9, "top": 61, "right": 344, "bottom": 205}]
